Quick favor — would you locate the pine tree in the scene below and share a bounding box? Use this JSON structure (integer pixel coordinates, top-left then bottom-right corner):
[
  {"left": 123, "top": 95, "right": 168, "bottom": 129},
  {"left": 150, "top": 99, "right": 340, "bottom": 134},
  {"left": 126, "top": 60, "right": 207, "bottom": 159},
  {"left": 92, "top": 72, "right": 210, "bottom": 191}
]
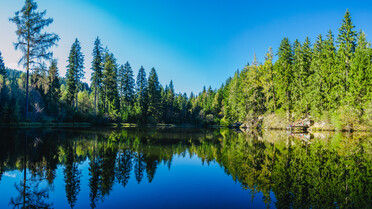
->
[
  {"left": 103, "top": 53, "right": 119, "bottom": 112},
  {"left": 322, "top": 31, "right": 337, "bottom": 110},
  {"left": 337, "top": 9, "right": 357, "bottom": 99},
  {"left": 46, "top": 59, "right": 60, "bottom": 115},
  {"left": 349, "top": 31, "right": 372, "bottom": 112},
  {"left": 118, "top": 62, "right": 135, "bottom": 107},
  {"left": 91, "top": 37, "right": 103, "bottom": 114},
  {"left": 292, "top": 38, "right": 312, "bottom": 115},
  {"left": 309, "top": 34, "right": 324, "bottom": 114},
  {"left": 165, "top": 80, "right": 175, "bottom": 122},
  {"left": 261, "top": 47, "right": 276, "bottom": 113},
  {"left": 9, "top": 0, "right": 59, "bottom": 120},
  {"left": 147, "top": 67, "right": 161, "bottom": 121},
  {"left": 275, "top": 37, "right": 294, "bottom": 120},
  {"left": 136, "top": 66, "right": 148, "bottom": 121},
  {"left": 66, "top": 39, "right": 85, "bottom": 110}
]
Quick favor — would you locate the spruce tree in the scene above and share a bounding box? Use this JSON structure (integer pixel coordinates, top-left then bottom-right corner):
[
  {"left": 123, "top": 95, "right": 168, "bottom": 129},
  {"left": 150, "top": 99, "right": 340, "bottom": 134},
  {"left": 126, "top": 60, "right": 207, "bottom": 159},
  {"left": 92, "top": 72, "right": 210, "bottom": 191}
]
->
[
  {"left": 91, "top": 37, "right": 103, "bottom": 114},
  {"left": 66, "top": 39, "right": 85, "bottom": 110},
  {"left": 147, "top": 67, "right": 161, "bottom": 121},
  {"left": 349, "top": 31, "right": 372, "bottom": 112},
  {"left": 136, "top": 66, "right": 148, "bottom": 121},
  {"left": 275, "top": 37, "right": 294, "bottom": 120},
  {"left": 322, "top": 31, "right": 337, "bottom": 110},
  {"left": 261, "top": 47, "right": 276, "bottom": 113},
  {"left": 10, "top": 0, "right": 59, "bottom": 120},
  {"left": 118, "top": 62, "right": 135, "bottom": 107},
  {"left": 102, "top": 53, "right": 119, "bottom": 112},
  {"left": 337, "top": 9, "right": 357, "bottom": 98},
  {"left": 46, "top": 59, "right": 60, "bottom": 115}
]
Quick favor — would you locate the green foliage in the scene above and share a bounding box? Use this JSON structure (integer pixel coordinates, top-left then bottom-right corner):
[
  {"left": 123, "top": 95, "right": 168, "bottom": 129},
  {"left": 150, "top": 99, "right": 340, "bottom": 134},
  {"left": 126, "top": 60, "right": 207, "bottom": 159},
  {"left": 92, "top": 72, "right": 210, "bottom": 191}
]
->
[
  {"left": 66, "top": 39, "right": 85, "bottom": 109},
  {"left": 91, "top": 37, "right": 103, "bottom": 114},
  {"left": 9, "top": 0, "right": 59, "bottom": 120},
  {"left": 147, "top": 68, "right": 161, "bottom": 121},
  {"left": 118, "top": 62, "right": 135, "bottom": 107}
]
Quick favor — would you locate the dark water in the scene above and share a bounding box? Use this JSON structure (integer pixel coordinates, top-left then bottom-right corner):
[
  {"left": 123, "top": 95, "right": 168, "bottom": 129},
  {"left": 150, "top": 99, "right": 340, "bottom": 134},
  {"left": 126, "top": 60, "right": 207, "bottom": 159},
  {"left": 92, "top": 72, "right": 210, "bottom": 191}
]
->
[{"left": 0, "top": 128, "right": 371, "bottom": 209}]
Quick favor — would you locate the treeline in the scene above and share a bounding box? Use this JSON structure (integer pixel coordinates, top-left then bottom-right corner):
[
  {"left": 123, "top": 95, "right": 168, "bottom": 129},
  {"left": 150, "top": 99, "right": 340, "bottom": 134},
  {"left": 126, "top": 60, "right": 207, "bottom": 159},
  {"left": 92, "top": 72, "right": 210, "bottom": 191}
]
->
[
  {"left": 0, "top": 0, "right": 371, "bottom": 128},
  {"left": 192, "top": 9, "right": 372, "bottom": 129}
]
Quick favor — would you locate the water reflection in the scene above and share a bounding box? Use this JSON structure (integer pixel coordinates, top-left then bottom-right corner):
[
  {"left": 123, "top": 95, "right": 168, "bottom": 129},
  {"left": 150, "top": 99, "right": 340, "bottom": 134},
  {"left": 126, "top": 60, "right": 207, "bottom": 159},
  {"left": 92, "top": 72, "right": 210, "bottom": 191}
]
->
[{"left": 0, "top": 128, "right": 371, "bottom": 208}]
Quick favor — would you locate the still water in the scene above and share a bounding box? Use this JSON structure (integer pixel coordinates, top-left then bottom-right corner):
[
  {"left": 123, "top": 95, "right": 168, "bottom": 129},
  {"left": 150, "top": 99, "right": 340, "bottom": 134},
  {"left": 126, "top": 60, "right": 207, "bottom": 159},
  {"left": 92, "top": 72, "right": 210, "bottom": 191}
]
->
[{"left": 0, "top": 128, "right": 371, "bottom": 208}]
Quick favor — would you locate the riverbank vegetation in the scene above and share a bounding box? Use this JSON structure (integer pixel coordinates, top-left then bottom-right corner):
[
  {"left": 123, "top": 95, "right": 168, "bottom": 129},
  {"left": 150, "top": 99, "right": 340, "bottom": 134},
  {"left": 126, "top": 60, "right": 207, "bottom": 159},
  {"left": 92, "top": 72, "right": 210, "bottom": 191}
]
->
[{"left": 0, "top": 0, "right": 371, "bottom": 130}]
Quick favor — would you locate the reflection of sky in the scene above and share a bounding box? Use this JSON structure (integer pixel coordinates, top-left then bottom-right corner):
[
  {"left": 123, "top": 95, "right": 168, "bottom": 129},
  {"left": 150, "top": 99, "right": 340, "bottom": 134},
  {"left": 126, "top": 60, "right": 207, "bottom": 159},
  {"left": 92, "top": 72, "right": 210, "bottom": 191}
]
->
[
  {"left": 1, "top": 0, "right": 372, "bottom": 94},
  {"left": 0, "top": 153, "right": 276, "bottom": 209}
]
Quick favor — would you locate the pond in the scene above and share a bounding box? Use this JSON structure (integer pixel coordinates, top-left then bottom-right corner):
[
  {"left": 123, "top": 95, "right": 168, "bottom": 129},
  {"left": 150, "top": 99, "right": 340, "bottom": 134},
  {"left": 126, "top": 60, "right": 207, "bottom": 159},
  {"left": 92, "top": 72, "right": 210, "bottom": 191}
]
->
[{"left": 0, "top": 128, "right": 371, "bottom": 208}]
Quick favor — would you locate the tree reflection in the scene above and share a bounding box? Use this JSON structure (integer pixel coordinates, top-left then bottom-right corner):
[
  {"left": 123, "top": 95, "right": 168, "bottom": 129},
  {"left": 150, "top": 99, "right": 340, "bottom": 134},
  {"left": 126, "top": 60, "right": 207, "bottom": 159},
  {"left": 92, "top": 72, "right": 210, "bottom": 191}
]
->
[
  {"left": 1, "top": 128, "right": 372, "bottom": 208},
  {"left": 134, "top": 152, "right": 146, "bottom": 184},
  {"left": 63, "top": 138, "right": 81, "bottom": 208},
  {"left": 9, "top": 135, "right": 52, "bottom": 209},
  {"left": 144, "top": 153, "right": 159, "bottom": 183},
  {"left": 89, "top": 136, "right": 102, "bottom": 209},
  {"left": 116, "top": 149, "right": 133, "bottom": 187}
]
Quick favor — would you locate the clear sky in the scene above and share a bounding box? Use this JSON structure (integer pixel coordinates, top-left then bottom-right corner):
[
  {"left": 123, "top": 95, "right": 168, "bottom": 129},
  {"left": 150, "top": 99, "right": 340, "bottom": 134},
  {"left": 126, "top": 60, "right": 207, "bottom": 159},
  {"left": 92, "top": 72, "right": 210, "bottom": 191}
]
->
[{"left": 1, "top": 0, "right": 372, "bottom": 94}]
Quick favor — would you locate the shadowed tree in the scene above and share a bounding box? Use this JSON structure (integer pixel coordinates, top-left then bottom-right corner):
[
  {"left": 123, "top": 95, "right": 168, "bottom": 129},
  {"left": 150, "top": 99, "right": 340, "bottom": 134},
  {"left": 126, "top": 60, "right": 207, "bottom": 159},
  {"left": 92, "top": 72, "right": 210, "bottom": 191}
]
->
[
  {"left": 136, "top": 66, "right": 148, "bottom": 122},
  {"left": 9, "top": 0, "right": 59, "bottom": 120},
  {"left": 147, "top": 68, "right": 162, "bottom": 121},
  {"left": 118, "top": 62, "right": 135, "bottom": 108},
  {"left": 66, "top": 39, "right": 85, "bottom": 111},
  {"left": 91, "top": 37, "right": 103, "bottom": 114}
]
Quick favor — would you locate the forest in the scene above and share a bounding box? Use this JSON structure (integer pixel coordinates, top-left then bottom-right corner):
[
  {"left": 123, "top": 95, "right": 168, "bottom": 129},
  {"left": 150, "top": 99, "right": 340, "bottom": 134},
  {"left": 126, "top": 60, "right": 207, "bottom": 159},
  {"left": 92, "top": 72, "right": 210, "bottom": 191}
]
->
[{"left": 0, "top": 0, "right": 371, "bottom": 130}]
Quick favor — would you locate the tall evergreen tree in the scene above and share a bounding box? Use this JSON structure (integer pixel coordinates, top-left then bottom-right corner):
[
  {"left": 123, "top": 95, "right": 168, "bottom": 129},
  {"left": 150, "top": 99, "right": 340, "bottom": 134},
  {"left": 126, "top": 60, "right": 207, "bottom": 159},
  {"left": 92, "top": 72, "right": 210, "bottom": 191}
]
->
[
  {"left": 118, "top": 62, "right": 135, "bottom": 107},
  {"left": 147, "top": 67, "right": 161, "bottom": 121},
  {"left": 46, "top": 59, "right": 60, "bottom": 115},
  {"left": 261, "top": 47, "right": 276, "bottom": 113},
  {"left": 66, "top": 39, "right": 84, "bottom": 110},
  {"left": 136, "top": 66, "right": 148, "bottom": 121},
  {"left": 91, "top": 37, "right": 103, "bottom": 114},
  {"left": 47, "top": 60, "right": 60, "bottom": 101},
  {"left": 275, "top": 37, "right": 294, "bottom": 120},
  {"left": 102, "top": 53, "right": 119, "bottom": 112},
  {"left": 349, "top": 31, "right": 372, "bottom": 112},
  {"left": 9, "top": 0, "right": 59, "bottom": 120},
  {"left": 337, "top": 9, "right": 357, "bottom": 98}
]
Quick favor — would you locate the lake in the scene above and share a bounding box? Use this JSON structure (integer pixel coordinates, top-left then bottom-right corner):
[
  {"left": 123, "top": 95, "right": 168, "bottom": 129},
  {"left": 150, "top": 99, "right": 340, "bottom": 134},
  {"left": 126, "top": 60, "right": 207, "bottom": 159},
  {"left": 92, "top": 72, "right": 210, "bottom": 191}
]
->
[{"left": 0, "top": 128, "right": 371, "bottom": 208}]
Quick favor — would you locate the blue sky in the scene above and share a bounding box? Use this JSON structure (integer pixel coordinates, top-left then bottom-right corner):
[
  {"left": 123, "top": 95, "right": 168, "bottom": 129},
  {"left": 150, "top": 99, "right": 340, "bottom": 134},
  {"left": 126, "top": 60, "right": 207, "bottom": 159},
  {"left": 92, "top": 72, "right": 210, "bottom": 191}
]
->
[{"left": 1, "top": 0, "right": 372, "bottom": 94}]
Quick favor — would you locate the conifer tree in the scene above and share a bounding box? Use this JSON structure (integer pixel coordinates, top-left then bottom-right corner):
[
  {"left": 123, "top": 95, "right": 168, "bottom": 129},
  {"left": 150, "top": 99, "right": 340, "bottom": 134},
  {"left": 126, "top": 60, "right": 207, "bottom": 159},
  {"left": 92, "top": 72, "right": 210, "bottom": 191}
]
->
[
  {"left": 322, "top": 31, "right": 337, "bottom": 110},
  {"left": 337, "top": 9, "right": 357, "bottom": 98},
  {"left": 261, "top": 47, "right": 276, "bottom": 113},
  {"left": 136, "top": 66, "right": 148, "bottom": 121},
  {"left": 147, "top": 67, "right": 161, "bottom": 121},
  {"left": 102, "top": 53, "right": 119, "bottom": 112},
  {"left": 46, "top": 59, "right": 60, "bottom": 115},
  {"left": 47, "top": 60, "right": 60, "bottom": 100},
  {"left": 10, "top": 0, "right": 59, "bottom": 119},
  {"left": 275, "top": 37, "right": 294, "bottom": 120},
  {"left": 349, "top": 31, "right": 372, "bottom": 112},
  {"left": 118, "top": 62, "right": 135, "bottom": 107},
  {"left": 66, "top": 39, "right": 85, "bottom": 110},
  {"left": 91, "top": 37, "right": 103, "bottom": 114}
]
